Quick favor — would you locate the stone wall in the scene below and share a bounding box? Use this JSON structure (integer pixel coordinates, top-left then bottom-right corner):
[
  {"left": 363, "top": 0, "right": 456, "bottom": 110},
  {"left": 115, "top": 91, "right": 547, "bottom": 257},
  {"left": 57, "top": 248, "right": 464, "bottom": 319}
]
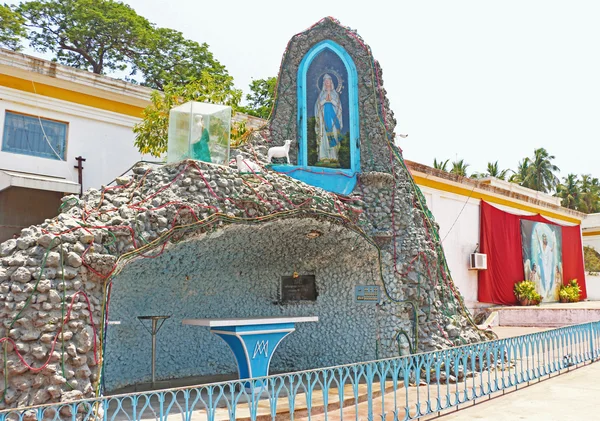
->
[{"left": 104, "top": 220, "right": 380, "bottom": 391}]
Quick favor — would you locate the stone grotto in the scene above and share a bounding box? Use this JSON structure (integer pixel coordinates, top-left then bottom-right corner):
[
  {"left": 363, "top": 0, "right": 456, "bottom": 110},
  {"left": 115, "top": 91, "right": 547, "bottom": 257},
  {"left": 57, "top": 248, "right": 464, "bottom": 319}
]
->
[{"left": 0, "top": 17, "right": 487, "bottom": 408}]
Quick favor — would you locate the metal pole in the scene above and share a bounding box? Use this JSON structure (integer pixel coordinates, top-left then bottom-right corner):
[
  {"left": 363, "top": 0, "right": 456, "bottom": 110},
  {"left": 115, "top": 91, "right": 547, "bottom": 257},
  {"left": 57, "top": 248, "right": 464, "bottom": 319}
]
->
[{"left": 151, "top": 318, "right": 157, "bottom": 387}]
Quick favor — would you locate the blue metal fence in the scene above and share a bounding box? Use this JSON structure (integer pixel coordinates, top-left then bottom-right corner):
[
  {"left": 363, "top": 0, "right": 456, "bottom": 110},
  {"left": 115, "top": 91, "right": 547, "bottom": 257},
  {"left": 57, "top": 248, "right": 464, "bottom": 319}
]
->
[{"left": 1, "top": 321, "right": 599, "bottom": 421}]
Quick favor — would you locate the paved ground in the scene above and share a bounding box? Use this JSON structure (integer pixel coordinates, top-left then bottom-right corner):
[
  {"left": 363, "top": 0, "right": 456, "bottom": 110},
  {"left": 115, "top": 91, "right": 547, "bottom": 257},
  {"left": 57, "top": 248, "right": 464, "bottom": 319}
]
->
[{"left": 435, "top": 361, "right": 600, "bottom": 421}]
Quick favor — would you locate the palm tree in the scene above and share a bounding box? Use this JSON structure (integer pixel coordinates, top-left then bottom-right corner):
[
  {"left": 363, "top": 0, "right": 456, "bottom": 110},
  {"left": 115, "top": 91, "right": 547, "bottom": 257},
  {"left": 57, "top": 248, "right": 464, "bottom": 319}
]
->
[
  {"left": 579, "top": 174, "right": 600, "bottom": 213},
  {"left": 527, "top": 148, "right": 560, "bottom": 193},
  {"left": 433, "top": 158, "right": 449, "bottom": 172},
  {"left": 556, "top": 174, "right": 580, "bottom": 210},
  {"left": 509, "top": 158, "right": 531, "bottom": 187},
  {"left": 450, "top": 159, "right": 469, "bottom": 177},
  {"left": 486, "top": 161, "right": 510, "bottom": 180}
]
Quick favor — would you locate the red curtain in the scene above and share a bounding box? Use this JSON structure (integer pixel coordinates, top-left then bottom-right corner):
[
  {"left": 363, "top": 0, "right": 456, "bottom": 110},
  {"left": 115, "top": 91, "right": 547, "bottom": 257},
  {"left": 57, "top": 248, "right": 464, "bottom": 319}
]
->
[
  {"left": 562, "top": 224, "right": 587, "bottom": 299},
  {"left": 478, "top": 201, "right": 586, "bottom": 305}
]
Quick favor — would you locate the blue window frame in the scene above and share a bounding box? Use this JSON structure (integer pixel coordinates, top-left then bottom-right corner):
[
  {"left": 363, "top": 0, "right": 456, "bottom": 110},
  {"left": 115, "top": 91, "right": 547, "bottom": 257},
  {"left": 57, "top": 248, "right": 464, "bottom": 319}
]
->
[{"left": 2, "top": 111, "right": 68, "bottom": 161}]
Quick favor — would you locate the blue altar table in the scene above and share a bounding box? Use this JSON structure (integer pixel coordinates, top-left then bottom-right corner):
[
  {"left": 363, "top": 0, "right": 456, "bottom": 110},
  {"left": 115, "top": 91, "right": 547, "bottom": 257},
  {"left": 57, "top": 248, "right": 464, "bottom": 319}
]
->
[{"left": 183, "top": 316, "right": 318, "bottom": 380}]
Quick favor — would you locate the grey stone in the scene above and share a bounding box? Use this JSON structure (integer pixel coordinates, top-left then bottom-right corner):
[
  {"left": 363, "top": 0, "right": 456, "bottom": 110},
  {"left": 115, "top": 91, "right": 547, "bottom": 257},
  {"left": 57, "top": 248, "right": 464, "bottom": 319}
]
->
[
  {"left": 45, "top": 252, "right": 61, "bottom": 268},
  {"left": 36, "top": 280, "right": 52, "bottom": 293},
  {"left": 10, "top": 267, "right": 31, "bottom": 283},
  {"left": 76, "top": 326, "right": 94, "bottom": 353},
  {"left": 20, "top": 331, "right": 40, "bottom": 341},
  {"left": 16, "top": 237, "right": 34, "bottom": 250},
  {"left": 48, "top": 290, "right": 61, "bottom": 304},
  {"left": 0, "top": 239, "right": 17, "bottom": 256},
  {"left": 115, "top": 176, "right": 130, "bottom": 186},
  {"left": 31, "top": 389, "right": 50, "bottom": 405},
  {"left": 66, "top": 252, "right": 82, "bottom": 268},
  {"left": 10, "top": 376, "right": 31, "bottom": 392},
  {"left": 61, "top": 390, "right": 83, "bottom": 401},
  {"left": 79, "top": 233, "right": 94, "bottom": 244},
  {"left": 73, "top": 242, "right": 86, "bottom": 254}
]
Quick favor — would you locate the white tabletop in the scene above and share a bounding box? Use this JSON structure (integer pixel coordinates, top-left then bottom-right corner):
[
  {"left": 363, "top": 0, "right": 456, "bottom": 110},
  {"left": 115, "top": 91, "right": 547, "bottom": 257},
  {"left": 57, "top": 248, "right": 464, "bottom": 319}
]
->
[{"left": 182, "top": 316, "right": 318, "bottom": 327}]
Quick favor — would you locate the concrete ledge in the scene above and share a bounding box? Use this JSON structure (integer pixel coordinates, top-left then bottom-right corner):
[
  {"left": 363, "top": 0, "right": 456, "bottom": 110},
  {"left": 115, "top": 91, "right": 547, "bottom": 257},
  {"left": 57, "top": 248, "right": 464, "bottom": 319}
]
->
[{"left": 491, "top": 303, "right": 600, "bottom": 327}]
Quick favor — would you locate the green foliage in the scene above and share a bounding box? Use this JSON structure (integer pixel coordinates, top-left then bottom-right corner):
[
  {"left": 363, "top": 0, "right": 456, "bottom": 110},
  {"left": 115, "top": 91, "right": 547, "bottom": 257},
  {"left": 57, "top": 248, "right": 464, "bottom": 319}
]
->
[
  {"left": 17, "top": 0, "right": 153, "bottom": 74},
  {"left": 486, "top": 161, "right": 510, "bottom": 180},
  {"left": 510, "top": 148, "right": 559, "bottom": 193},
  {"left": 584, "top": 246, "right": 600, "bottom": 274},
  {"left": 14, "top": 0, "right": 234, "bottom": 93},
  {"left": 555, "top": 174, "right": 600, "bottom": 213},
  {"left": 230, "top": 119, "right": 251, "bottom": 148},
  {"left": 128, "top": 27, "right": 230, "bottom": 91},
  {"left": 556, "top": 174, "right": 580, "bottom": 210},
  {"left": 559, "top": 279, "right": 581, "bottom": 302},
  {"left": 0, "top": 3, "right": 26, "bottom": 50},
  {"left": 433, "top": 158, "right": 449, "bottom": 172},
  {"left": 578, "top": 174, "right": 600, "bottom": 213},
  {"left": 450, "top": 159, "right": 469, "bottom": 177},
  {"left": 514, "top": 280, "right": 542, "bottom": 305},
  {"left": 237, "top": 77, "right": 277, "bottom": 120},
  {"left": 509, "top": 158, "right": 531, "bottom": 186},
  {"left": 527, "top": 148, "right": 560, "bottom": 193},
  {"left": 133, "top": 75, "right": 242, "bottom": 158}
]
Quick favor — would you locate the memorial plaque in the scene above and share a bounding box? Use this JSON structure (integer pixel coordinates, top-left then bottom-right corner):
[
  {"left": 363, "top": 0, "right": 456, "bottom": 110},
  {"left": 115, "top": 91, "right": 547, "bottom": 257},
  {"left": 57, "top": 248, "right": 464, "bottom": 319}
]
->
[{"left": 280, "top": 275, "right": 317, "bottom": 302}]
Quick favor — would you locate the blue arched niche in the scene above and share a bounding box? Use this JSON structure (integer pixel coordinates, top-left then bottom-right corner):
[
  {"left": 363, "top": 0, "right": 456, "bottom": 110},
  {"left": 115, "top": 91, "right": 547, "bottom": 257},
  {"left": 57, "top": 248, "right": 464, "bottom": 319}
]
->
[{"left": 271, "top": 40, "right": 360, "bottom": 195}]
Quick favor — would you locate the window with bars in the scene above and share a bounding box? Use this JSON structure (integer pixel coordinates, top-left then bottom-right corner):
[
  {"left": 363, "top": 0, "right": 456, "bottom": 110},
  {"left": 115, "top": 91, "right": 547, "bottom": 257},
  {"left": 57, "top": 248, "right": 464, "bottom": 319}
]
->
[{"left": 2, "top": 111, "right": 68, "bottom": 161}]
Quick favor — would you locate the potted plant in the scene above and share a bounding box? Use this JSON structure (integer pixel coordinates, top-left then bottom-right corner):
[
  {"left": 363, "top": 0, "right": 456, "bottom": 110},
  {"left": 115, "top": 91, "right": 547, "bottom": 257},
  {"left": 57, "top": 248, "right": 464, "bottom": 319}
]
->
[
  {"left": 514, "top": 280, "right": 536, "bottom": 306},
  {"left": 531, "top": 291, "right": 543, "bottom": 306},
  {"left": 559, "top": 279, "right": 582, "bottom": 303},
  {"left": 569, "top": 279, "right": 581, "bottom": 302},
  {"left": 559, "top": 288, "right": 570, "bottom": 303}
]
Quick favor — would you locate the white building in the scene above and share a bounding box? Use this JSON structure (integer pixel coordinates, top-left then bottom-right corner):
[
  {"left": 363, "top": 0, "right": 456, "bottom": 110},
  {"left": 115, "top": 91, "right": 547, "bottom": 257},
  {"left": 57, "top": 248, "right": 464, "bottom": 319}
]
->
[
  {"left": 0, "top": 48, "right": 153, "bottom": 241},
  {"left": 405, "top": 160, "right": 589, "bottom": 309},
  {"left": 581, "top": 213, "right": 600, "bottom": 300}
]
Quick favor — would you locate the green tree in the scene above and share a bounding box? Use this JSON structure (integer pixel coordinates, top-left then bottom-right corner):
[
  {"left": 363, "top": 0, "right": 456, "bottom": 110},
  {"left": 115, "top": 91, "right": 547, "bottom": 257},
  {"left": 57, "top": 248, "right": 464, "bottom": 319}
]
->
[
  {"left": 133, "top": 74, "right": 242, "bottom": 157},
  {"left": 17, "top": 0, "right": 153, "bottom": 74},
  {"left": 556, "top": 174, "right": 580, "bottom": 210},
  {"left": 450, "top": 159, "right": 469, "bottom": 177},
  {"left": 579, "top": 174, "right": 600, "bottom": 213},
  {"left": 128, "top": 27, "right": 231, "bottom": 91},
  {"left": 0, "top": 3, "right": 26, "bottom": 50},
  {"left": 509, "top": 158, "right": 531, "bottom": 187},
  {"left": 527, "top": 147, "right": 560, "bottom": 193},
  {"left": 238, "top": 77, "right": 277, "bottom": 120},
  {"left": 433, "top": 158, "right": 449, "bottom": 171},
  {"left": 485, "top": 161, "right": 510, "bottom": 180}
]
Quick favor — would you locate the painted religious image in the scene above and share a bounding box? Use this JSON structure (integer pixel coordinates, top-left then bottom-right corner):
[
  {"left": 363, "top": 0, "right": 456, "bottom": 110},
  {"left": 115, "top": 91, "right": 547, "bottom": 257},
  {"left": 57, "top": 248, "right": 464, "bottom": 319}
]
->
[
  {"left": 306, "top": 49, "right": 351, "bottom": 169},
  {"left": 521, "top": 220, "right": 563, "bottom": 302}
]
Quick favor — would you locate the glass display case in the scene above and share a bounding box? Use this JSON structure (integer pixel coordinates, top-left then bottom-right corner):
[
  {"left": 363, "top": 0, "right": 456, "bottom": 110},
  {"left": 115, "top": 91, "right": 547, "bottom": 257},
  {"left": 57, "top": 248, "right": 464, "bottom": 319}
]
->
[{"left": 167, "top": 101, "right": 231, "bottom": 165}]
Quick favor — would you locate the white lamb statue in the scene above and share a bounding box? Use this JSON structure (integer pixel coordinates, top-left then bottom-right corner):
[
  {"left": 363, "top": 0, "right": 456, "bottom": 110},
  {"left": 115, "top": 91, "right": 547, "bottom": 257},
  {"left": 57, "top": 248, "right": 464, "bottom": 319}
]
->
[
  {"left": 235, "top": 155, "right": 262, "bottom": 174},
  {"left": 267, "top": 139, "right": 293, "bottom": 164}
]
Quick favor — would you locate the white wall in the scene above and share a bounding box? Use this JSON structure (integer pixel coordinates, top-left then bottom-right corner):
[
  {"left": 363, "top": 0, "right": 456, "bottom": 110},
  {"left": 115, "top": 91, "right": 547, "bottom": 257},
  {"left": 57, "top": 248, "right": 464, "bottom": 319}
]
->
[
  {"left": 582, "top": 235, "right": 600, "bottom": 301},
  {"left": 583, "top": 236, "right": 600, "bottom": 253},
  {"left": 422, "top": 183, "right": 590, "bottom": 308},
  {"left": 0, "top": 86, "right": 152, "bottom": 191},
  {"left": 585, "top": 274, "right": 600, "bottom": 300},
  {"left": 419, "top": 186, "right": 482, "bottom": 309}
]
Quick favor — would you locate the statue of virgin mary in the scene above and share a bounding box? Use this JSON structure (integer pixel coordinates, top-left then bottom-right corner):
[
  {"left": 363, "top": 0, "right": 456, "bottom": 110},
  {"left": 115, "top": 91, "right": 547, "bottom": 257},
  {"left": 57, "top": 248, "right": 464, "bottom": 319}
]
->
[{"left": 314, "top": 73, "right": 343, "bottom": 162}]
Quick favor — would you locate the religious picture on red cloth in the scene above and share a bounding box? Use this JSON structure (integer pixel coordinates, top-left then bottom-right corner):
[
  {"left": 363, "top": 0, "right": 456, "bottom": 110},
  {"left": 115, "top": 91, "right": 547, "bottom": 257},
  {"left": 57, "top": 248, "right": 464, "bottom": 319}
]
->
[{"left": 521, "top": 220, "right": 563, "bottom": 302}]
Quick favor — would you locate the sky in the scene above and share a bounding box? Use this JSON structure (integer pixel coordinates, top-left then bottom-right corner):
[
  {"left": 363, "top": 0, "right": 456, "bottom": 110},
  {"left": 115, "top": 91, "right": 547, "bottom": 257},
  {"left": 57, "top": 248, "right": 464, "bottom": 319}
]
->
[{"left": 10, "top": 0, "right": 600, "bottom": 178}]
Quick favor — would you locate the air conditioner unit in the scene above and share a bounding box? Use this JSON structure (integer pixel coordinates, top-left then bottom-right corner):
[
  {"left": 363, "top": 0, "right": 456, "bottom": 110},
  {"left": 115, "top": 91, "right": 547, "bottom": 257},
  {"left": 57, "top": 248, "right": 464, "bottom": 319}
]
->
[{"left": 469, "top": 253, "right": 487, "bottom": 270}]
